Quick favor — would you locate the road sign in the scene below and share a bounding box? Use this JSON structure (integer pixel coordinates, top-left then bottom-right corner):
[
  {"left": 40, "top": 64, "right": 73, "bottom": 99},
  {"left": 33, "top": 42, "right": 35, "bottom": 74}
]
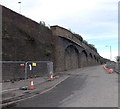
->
[
  {"left": 32, "top": 63, "right": 36, "bottom": 66},
  {"left": 20, "top": 64, "right": 25, "bottom": 66}
]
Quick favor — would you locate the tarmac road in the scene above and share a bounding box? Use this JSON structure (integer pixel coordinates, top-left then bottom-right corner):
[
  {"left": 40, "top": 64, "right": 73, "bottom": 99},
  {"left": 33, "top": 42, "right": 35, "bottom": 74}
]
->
[{"left": 4, "top": 65, "right": 118, "bottom": 107}]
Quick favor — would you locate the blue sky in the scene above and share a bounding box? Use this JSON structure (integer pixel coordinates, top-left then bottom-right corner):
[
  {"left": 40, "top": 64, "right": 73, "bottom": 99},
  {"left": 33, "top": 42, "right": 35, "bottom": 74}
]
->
[{"left": 0, "top": 0, "right": 118, "bottom": 61}]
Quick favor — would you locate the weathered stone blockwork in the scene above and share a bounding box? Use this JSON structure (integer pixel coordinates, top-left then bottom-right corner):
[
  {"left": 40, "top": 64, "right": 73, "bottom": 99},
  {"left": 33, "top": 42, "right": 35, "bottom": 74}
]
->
[
  {"left": 1, "top": 5, "right": 106, "bottom": 73},
  {"left": 51, "top": 26, "right": 102, "bottom": 72},
  {"left": 2, "top": 5, "right": 55, "bottom": 62}
]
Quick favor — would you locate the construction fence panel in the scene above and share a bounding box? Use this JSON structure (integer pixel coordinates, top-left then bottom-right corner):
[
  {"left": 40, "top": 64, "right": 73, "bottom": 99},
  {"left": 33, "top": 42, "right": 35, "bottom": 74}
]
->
[
  {"left": 1, "top": 61, "right": 25, "bottom": 82},
  {"left": 115, "top": 63, "right": 120, "bottom": 73},
  {"left": 47, "top": 62, "right": 53, "bottom": 74},
  {"left": 26, "top": 61, "right": 53, "bottom": 78},
  {"left": 1, "top": 61, "right": 53, "bottom": 82}
]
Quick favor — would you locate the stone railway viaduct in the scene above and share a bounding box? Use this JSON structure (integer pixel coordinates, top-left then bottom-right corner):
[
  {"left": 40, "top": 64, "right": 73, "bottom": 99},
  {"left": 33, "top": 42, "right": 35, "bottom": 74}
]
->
[
  {"left": 1, "top": 5, "right": 107, "bottom": 75},
  {"left": 51, "top": 26, "right": 101, "bottom": 71}
]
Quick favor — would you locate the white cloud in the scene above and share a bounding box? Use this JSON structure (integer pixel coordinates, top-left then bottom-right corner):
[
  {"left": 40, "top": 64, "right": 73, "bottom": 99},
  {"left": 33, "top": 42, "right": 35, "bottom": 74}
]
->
[
  {"left": 81, "top": 33, "right": 117, "bottom": 40},
  {"left": 0, "top": 0, "right": 119, "bottom": 60},
  {"left": 22, "top": 0, "right": 98, "bottom": 22},
  {"left": 1, "top": 0, "right": 118, "bottom": 21},
  {"left": 99, "top": 50, "right": 118, "bottom": 61}
]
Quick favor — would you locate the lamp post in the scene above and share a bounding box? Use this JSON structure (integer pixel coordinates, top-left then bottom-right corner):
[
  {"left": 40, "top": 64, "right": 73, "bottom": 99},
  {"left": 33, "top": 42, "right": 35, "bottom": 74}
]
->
[
  {"left": 106, "top": 45, "right": 112, "bottom": 61},
  {"left": 18, "top": 2, "right": 21, "bottom": 14}
]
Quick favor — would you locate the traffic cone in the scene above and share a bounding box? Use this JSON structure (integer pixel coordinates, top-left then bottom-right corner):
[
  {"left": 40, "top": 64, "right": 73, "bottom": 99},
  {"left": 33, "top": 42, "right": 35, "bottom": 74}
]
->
[
  {"left": 103, "top": 64, "right": 106, "bottom": 70},
  {"left": 30, "top": 79, "right": 35, "bottom": 89},
  {"left": 109, "top": 69, "right": 113, "bottom": 74},
  {"left": 50, "top": 73, "right": 54, "bottom": 81}
]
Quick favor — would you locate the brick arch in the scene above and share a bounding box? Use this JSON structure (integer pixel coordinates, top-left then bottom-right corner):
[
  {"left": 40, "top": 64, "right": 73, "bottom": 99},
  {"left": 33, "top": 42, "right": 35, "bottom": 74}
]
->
[
  {"left": 82, "top": 50, "right": 88, "bottom": 57},
  {"left": 89, "top": 53, "right": 93, "bottom": 58},
  {"left": 94, "top": 55, "right": 96, "bottom": 60},
  {"left": 93, "top": 55, "right": 97, "bottom": 64},
  {"left": 96, "top": 58, "right": 99, "bottom": 63},
  {"left": 97, "top": 57, "right": 100, "bottom": 64},
  {"left": 79, "top": 50, "right": 88, "bottom": 67},
  {"left": 64, "top": 44, "right": 80, "bottom": 53},
  {"left": 88, "top": 53, "right": 93, "bottom": 66},
  {"left": 64, "top": 45, "right": 79, "bottom": 71}
]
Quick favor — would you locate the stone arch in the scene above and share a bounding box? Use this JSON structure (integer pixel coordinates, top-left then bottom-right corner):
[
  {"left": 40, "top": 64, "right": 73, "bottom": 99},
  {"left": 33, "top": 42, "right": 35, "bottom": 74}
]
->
[
  {"left": 79, "top": 50, "right": 88, "bottom": 67},
  {"left": 64, "top": 45, "right": 79, "bottom": 71},
  {"left": 94, "top": 55, "right": 96, "bottom": 60},
  {"left": 89, "top": 53, "right": 93, "bottom": 58},
  {"left": 96, "top": 58, "right": 99, "bottom": 64},
  {"left": 93, "top": 55, "right": 97, "bottom": 65},
  {"left": 96, "top": 56, "right": 100, "bottom": 64},
  {"left": 88, "top": 53, "right": 93, "bottom": 66}
]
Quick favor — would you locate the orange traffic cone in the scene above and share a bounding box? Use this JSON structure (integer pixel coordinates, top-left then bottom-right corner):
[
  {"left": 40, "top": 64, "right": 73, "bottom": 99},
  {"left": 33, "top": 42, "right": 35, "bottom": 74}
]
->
[
  {"left": 50, "top": 73, "right": 54, "bottom": 81},
  {"left": 30, "top": 79, "right": 35, "bottom": 89},
  {"left": 109, "top": 69, "right": 113, "bottom": 74}
]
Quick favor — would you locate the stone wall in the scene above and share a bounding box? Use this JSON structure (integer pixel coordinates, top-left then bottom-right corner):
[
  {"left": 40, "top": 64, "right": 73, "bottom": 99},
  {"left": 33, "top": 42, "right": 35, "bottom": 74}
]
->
[
  {"left": 1, "top": 5, "right": 106, "bottom": 75},
  {"left": 2, "top": 5, "right": 55, "bottom": 62},
  {"left": 51, "top": 26, "right": 101, "bottom": 72},
  {"left": 51, "top": 25, "right": 98, "bottom": 54}
]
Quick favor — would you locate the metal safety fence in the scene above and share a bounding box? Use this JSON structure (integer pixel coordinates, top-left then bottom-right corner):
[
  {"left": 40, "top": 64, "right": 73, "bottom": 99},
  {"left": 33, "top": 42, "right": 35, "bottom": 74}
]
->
[
  {"left": 115, "top": 63, "right": 120, "bottom": 73},
  {"left": 1, "top": 61, "right": 25, "bottom": 82},
  {"left": 26, "top": 61, "right": 53, "bottom": 79},
  {"left": 1, "top": 61, "right": 53, "bottom": 82},
  {"left": 105, "top": 61, "right": 120, "bottom": 74}
]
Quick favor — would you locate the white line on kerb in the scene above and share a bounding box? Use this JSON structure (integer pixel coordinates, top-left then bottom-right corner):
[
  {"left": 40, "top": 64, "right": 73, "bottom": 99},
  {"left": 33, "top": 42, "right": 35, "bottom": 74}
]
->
[
  {"left": 0, "top": 76, "right": 69, "bottom": 107},
  {"left": 1, "top": 87, "right": 22, "bottom": 93}
]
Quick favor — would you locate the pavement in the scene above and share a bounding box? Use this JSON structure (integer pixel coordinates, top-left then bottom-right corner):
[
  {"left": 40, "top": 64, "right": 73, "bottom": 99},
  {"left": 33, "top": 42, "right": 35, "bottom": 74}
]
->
[
  {"left": 59, "top": 65, "right": 118, "bottom": 107},
  {"left": 1, "top": 64, "right": 119, "bottom": 108},
  {"left": 1, "top": 72, "right": 69, "bottom": 108},
  {"left": 2, "top": 65, "right": 118, "bottom": 107},
  {"left": 1, "top": 65, "right": 92, "bottom": 108}
]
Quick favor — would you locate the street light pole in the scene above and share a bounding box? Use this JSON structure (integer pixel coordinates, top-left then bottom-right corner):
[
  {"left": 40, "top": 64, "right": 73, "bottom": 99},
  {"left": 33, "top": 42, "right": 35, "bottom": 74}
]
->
[
  {"left": 18, "top": 2, "right": 21, "bottom": 14},
  {"left": 110, "top": 45, "right": 112, "bottom": 61},
  {"left": 106, "top": 45, "right": 112, "bottom": 61}
]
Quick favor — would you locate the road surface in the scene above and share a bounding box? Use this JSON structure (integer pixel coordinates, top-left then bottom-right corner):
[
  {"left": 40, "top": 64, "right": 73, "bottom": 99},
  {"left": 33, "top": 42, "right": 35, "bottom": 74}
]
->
[{"left": 5, "top": 65, "right": 118, "bottom": 107}]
